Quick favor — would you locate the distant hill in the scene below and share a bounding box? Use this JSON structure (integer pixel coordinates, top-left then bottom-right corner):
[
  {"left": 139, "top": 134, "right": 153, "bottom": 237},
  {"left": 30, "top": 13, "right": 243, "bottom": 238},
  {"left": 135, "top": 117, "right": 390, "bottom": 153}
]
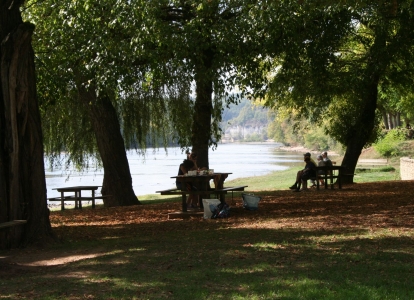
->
[{"left": 220, "top": 98, "right": 270, "bottom": 142}]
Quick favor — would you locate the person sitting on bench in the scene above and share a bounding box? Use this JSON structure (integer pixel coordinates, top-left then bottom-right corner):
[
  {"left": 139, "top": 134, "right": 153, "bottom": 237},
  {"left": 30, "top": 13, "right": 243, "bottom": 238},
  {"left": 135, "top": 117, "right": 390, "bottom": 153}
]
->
[
  {"left": 322, "top": 151, "right": 333, "bottom": 167},
  {"left": 289, "top": 154, "right": 317, "bottom": 192},
  {"left": 316, "top": 154, "right": 326, "bottom": 186}
]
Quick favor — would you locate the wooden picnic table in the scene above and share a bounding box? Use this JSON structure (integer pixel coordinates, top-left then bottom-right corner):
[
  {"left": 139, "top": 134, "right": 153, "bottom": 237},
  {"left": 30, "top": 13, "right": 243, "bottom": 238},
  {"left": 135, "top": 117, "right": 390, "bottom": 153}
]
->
[
  {"left": 173, "top": 172, "right": 231, "bottom": 206},
  {"left": 51, "top": 186, "right": 102, "bottom": 210}
]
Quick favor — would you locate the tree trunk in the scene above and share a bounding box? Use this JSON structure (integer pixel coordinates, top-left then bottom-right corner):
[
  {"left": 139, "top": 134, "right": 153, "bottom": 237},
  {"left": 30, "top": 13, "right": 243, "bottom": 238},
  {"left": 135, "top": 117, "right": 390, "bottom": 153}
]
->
[
  {"left": 0, "top": 2, "right": 54, "bottom": 249},
  {"left": 191, "top": 49, "right": 214, "bottom": 169},
  {"left": 342, "top": 20, "right": 391, "bottom": 185},
  {"left": 191, "top": 79, "right": 212, "bottom": 169},
  {"left": 395, "top": 112, "right": 401, "bottom": 127},
  {"left": 388, "top": 113, "right": 394, "bottom": 129},
  {"left": 342, "top": 83, "right": 379, "bottom": 184},
  {"left": 381, "top": 110, "right": 389, "bottom": 130},
  {"left": 78, "top": 87, "right": 140, "bottom": 206}
]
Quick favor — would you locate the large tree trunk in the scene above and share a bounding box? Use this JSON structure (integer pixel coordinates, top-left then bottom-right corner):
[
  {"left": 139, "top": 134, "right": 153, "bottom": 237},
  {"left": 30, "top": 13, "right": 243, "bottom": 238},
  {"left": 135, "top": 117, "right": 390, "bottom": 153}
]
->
[
  {"left": 342, "top": 82, "right": 379, "bottom": 184},
  {"left": 78, "top": 87, "right": 139, "bottom": 206},
  {"left": 0, "top": 1, "right": 54, "bottom": 249},
  {"left": 341, "top": 21, "right": 390, "bottom": 185},
  {"left": 191, "top": 78, "right": 212, "bottom": 169},
  {"left": 191, "top": 50, "right": 214, "bottom": 169}
]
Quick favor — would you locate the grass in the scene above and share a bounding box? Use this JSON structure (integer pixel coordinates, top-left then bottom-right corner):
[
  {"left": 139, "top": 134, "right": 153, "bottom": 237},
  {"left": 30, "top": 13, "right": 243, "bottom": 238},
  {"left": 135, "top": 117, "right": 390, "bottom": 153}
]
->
[
  {"left": 1, "top": 152, "right": 412, "bottom": 300},
  {"left": 2, "top": 179, "right": 414, "bottom": 300},
  {"left": 136, "top": 163, "right": 400, "bottom": 203},
  {"left": 10, "top": 229, "right": 413, "bottom": 299}
]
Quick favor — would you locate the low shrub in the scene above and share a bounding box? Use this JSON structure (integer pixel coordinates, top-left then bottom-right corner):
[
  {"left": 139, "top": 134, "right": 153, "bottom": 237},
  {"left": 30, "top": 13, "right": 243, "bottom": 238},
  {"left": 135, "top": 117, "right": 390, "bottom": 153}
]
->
[{"left": 374, "top": 128, "right": 407, "bottom": 157}]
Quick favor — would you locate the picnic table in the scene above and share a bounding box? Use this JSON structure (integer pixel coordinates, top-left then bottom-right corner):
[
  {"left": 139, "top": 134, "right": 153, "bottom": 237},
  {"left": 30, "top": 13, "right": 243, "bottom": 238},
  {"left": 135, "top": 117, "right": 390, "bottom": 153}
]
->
[
  {"left": 49, "top": 186, "right": 105, "bottom": 210},
  {"left": 157, "top": 172, "right": 247, "bottom": 212}
]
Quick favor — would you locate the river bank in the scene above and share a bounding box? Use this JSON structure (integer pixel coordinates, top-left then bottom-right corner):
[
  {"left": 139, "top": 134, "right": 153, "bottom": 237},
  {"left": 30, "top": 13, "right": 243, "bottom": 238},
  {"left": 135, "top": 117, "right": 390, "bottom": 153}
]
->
[{"left": 277, "top": 145, "right": 341, "bottom": 159}]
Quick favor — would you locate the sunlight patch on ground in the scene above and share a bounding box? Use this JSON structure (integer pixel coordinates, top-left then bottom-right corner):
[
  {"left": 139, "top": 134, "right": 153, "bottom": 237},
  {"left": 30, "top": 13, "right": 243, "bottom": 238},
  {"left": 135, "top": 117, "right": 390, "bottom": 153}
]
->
[{"left": 18, "top": 253, "right": 108, "bottom": 266}]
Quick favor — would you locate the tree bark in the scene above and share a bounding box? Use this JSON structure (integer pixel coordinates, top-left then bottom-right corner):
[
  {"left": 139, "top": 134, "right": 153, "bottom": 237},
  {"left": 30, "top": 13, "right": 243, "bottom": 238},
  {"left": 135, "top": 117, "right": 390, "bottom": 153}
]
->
[
  {"left": 77, "top": 87, "right": 140, "bottom": 207},
  {"left": 191, "top": 49, "right": 214, "bottom": 169},
  {"left": 395, "top": 112, "right": 401, "bottom": 127},
  {"left": 341, "top": 88, "right": 378, "bottom": 184},
  {"left": 381, "top": 110, "right": 389, "bottom": 130},
  {"left": 1, "top": 1, "right": 55, "bottom": 248},
  {"left": 191, "top": 79, "right": 212, "bottom": 169},
  {"left": 341, "top": 20, "right": 392, "bottom": 185},
  {"left": 191, "top": 87, "right": 212, "bottom": 168},
  {"left": 388, "top": 113, "right": 394, "bottom": 129}
]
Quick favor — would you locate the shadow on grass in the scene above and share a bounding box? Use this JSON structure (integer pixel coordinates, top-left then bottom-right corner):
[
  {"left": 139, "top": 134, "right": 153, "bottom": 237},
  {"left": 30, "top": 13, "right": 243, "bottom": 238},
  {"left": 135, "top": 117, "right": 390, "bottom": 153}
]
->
[
  {"left": 2, "top": 227, "right": 413, "bottom": 299},
  {"left": 2, "top": 181, "right": 414, "bottom": 299}
]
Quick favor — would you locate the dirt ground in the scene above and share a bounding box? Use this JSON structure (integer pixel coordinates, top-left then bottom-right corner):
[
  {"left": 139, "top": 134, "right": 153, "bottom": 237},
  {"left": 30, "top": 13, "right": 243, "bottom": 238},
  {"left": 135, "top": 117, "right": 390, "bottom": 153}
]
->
[{"left": 1, "top": 179, "right": 413, "bottom": 273}]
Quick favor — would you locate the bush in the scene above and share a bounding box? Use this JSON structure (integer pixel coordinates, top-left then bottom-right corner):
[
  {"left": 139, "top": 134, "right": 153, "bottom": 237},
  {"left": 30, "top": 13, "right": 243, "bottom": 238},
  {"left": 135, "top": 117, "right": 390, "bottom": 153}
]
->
[{"left": 374, "top": 129, "right": 407, "bottom": 157}]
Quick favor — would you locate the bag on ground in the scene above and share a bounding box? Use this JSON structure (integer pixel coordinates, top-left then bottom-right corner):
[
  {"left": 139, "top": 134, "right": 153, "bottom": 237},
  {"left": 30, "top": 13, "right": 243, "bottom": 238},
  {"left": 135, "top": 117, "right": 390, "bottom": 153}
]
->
[
  {"left": 202, "top": 199, "right": 221, "bottom": 219},
  {"left": 211, "top": 202, "right": 230, "bottom": 219},
  {"left": 242, "top": 193, "right": 261, "bottom": 211}
]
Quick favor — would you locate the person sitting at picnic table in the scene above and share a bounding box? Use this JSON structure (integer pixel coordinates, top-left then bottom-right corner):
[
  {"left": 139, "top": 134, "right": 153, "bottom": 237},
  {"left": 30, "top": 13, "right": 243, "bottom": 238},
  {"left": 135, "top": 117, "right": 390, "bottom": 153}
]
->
[
  {"left": 189, "top": 152, "right": 207, "bottom": 172},
  {"left": 185, "top": 148, "right": 191, "bottom": 160},
  {"left": 289, "top": 153, "right": 317, "bottom": 192},
  {"left": 189, "top": 151, "right": 227, "bottom": 189},
  {"left": 176, "top": 159, "right": 199, "bottom": 208}
]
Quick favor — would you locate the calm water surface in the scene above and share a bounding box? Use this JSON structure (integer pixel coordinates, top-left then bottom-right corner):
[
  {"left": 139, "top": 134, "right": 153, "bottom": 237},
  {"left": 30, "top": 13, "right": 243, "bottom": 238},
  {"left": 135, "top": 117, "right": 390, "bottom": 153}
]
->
[{"left": 45, "top": 143, "right": 304, "bottom": 198}]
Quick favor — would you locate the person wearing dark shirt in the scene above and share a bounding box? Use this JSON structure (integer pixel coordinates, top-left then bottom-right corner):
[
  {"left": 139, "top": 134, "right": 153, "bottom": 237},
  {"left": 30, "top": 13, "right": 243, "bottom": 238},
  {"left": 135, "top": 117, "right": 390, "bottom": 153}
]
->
[
  {"left": 289, "top": 154, "right": 317, "bottom": 192},
  {"left": 176, "top": 159, "right": 198, "bottom": 208}
]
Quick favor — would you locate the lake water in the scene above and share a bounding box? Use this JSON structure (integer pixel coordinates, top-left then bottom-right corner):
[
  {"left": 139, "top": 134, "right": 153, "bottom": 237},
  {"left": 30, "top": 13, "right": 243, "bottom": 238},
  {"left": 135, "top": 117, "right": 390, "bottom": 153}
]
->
[{"left": 45, "top": 142, "right": 304, "bottom": 198}]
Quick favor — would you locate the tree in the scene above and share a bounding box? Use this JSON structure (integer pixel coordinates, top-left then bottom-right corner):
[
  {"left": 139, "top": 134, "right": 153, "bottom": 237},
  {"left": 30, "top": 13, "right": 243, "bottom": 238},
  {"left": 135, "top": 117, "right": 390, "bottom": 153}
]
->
[
  {"left": 156, "top": 0, "right": 263, "bottom": 168},
  {"left": 252, "top": 1, "right": 414, "bottom": 183},
  {"left": 25, "top": 0, "right": 147, "bottom": 206},
  {"left": 26, "top": 0, "right": 194, "bottom": 206},
  {"left": 0, "top": 0, "right": 54, "bottom": 248}
]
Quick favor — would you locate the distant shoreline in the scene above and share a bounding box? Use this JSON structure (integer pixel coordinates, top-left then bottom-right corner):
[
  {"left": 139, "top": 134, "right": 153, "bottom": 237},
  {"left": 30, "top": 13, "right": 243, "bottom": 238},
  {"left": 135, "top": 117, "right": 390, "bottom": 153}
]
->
[
  {"left": 219, "top": 141, "right": 339, "bottom": 157},
  {"left": 277, "top": 145, "right": 340, "bottom": 157}
]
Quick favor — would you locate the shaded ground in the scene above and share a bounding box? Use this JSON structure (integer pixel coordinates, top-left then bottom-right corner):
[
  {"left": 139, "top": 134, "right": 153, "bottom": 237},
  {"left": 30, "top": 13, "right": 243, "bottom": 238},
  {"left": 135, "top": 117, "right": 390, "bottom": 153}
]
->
[{"left": 1, "top": 180, "right": 413, "bottom": 270}]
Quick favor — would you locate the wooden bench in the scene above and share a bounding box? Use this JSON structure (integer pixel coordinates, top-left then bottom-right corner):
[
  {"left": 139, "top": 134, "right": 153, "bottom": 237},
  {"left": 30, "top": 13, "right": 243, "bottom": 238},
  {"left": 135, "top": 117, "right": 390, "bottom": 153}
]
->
[
  {"left": 213, "top": 186, "right": 248, "bottom": 202},
  {"left": 314, "top": 166, "right": 345, "bottom": 190},
  {"left": 157, "top": 186, "right": 247, "bottom": 195},
  {"left": 156, "top": 185, "right": 248, "bottom": 212},
  {"left": 0, "top": 220, "right": 27, "bottom": 230},
  {"left": 48, "top": 195, "right": 110, "bottom": 210},
  {"left": 0, "top": 220, "right": 27, "bottom": 249}
]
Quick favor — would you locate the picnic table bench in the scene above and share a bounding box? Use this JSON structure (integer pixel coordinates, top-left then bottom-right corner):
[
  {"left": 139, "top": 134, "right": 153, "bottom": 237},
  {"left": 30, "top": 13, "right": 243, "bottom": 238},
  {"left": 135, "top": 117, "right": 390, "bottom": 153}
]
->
[
  {"left": 156, "top": 184, "right": 248, "bottom": 212},
  {"left": 48, "top": 195, "right": 110, "bottom": 210},
  {"left": 315, "top": 165, "right": 345, "bottom": 189},
  {"left": 0, "top": 220, "right": 27, "bottom": 249},
  {"left": 0, "top": 220, "right": 27, "bottom": 230}
]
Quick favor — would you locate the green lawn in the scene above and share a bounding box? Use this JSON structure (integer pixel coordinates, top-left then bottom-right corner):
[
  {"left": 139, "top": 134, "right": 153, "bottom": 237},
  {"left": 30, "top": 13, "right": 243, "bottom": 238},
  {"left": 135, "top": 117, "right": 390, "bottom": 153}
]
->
[
  {"left": 138, "top": 165, "right": 400, "bottom": 202},
  {"left": 2, "top": 161, "right": 412, "bottom": 300}
]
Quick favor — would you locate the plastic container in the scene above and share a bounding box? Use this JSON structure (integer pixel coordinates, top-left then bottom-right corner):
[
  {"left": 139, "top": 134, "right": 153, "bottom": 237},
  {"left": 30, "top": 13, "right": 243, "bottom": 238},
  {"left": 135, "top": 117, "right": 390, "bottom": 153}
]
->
[
  {"left": 202, "top": 199, "right": 221, "bottom": 219},
  {"left": 242, "top": 193, "right": 261, "bottom": 211}
]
